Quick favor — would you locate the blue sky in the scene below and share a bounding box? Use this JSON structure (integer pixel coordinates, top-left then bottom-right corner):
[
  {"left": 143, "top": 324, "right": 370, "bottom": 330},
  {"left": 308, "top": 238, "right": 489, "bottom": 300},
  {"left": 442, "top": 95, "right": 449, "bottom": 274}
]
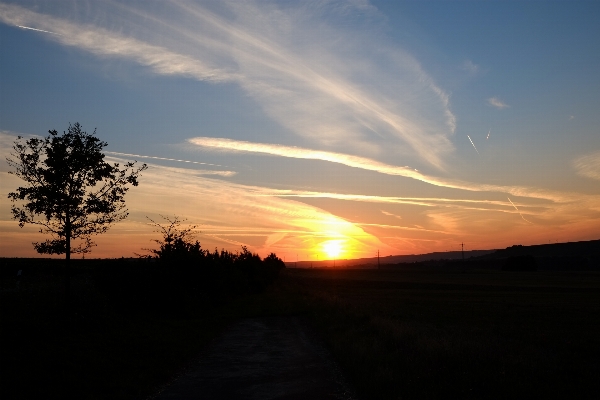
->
[{"left": 1, "top": 1, "right": 599, "bottom": 259}]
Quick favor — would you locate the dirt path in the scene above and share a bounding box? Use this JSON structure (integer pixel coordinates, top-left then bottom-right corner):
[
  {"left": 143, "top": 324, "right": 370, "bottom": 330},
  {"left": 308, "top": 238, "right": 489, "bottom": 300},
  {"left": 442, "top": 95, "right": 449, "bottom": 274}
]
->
[{"left": 153, "top": 316, "right": 357, "bottom": 400}]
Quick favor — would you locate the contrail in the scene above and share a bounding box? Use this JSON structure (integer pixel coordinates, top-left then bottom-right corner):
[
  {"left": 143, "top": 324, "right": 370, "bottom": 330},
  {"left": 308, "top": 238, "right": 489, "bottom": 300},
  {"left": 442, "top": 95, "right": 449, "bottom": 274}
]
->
[
  {"left": 105, "top": 151, "right": 225, "bottom": 167},
  {"left": 507, "top": 197, "right": 533, "bottom": 224},
  {"left": 486, "top": 129, "right": 491, "bottom": 140},
  {"left": 17, "top": 25, "right": 62, "bottom": 36},
  {"left": 467, "top": 135, "right": 479, "bottom": 154}
]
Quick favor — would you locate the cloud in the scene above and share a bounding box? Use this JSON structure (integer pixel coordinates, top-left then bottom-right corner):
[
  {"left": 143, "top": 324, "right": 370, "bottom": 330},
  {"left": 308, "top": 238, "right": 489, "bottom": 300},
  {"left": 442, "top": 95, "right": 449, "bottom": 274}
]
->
[
  {"left": 189, "top": 136, "right": 588, "bottom": 204},
  {"left": 0, "top": 4, "right": 235, "bottom": 82},
  {"left": 189, "top": 136, "right": 430, "bottom": 180},
  {"left": 573, "top": 151, "right": 600, "bottom": 181},
  {"left": 257, "top": 189, "right": 548, "bottom": 218},
  {"left": 105, "top": 151, "right": 231, "bottom": 171},
  {"left": 107, "top": 160, "right": 236, "bottom": 178},
  {"left": 356, "top": 223, "right": 452, "bottom": 235},
  {"left": 507, "top": 197, "right": 534, "bottom": 224},
  {"left": 0, "top": 1, "right": 456, "bottom": 168},
  {"left": 467, "top": 135, "right": 479, "bottom": 154},
  {"left": 16, "top": 24, "right": 61, "bottom": 35},
  {"left": 381, "top": 210, "right": 402, "bottom": 219},
  {"left": 462, "top": 60, "right": 479, "bottom": 74},
  {"left": 487, "top": 97, "right": 510, "bottom": 109}
]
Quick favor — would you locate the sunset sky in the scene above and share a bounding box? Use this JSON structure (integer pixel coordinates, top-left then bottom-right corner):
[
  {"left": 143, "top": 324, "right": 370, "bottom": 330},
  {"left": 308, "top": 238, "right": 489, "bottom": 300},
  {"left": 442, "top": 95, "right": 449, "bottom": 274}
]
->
[{"left": 1, "top": 1, "right": 599, "bottom": 260}]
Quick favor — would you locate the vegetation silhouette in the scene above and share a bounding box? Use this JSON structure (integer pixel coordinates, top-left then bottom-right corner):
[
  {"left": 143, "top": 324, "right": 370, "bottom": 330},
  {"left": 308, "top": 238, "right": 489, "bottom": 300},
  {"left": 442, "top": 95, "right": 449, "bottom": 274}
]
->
[
  {"left": 142, "top": 215, "right": 203, "bottom": 261},
  {"left": 7, "top": 123, "right": 147, "bottom": 302},
  {"left": 97, "top": 215, "right": 285, "bottom": 315},
  {"left": 2, "top": 241, "right": 599, "bottom": 398}
]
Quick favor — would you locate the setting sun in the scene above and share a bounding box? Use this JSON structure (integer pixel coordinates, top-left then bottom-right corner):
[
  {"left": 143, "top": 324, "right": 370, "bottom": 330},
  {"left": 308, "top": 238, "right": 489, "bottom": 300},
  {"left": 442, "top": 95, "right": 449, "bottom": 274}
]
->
[{"left": 322, "top": 239, "right": 344, "bottom": 259}]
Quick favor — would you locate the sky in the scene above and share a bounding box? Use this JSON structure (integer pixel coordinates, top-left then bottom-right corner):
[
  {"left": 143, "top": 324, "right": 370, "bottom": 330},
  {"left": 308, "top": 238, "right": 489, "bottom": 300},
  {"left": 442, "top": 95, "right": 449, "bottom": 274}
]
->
[{"left": 1, "top": 0, "right": 599, "bottom": 261}]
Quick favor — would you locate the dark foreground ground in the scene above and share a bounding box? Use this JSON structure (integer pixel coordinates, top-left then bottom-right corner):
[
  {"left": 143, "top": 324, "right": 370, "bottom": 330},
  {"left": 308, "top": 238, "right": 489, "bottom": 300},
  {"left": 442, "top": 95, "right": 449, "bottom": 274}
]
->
[
  {"left": 287, "top": 267, "right": 600, "bottom": 399},
  {"left": 153, "top": 317, "right": 356, "bottom": 400},
  {"left": 2, "top": 261, "right": 600, "bottom": 399}
]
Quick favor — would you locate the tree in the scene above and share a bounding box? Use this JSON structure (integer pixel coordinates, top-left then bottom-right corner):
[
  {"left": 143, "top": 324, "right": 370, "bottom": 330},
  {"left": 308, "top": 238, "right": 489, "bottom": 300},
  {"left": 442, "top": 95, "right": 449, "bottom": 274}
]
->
[
  {"left": 7, "top": 123, "right": 147, "bottom": 300},
  {"left": 263, "top": 252, "right": 286, "bottom": 275},
  {"left": 143, "top": 215, "right": 204, "bottom": 260}
]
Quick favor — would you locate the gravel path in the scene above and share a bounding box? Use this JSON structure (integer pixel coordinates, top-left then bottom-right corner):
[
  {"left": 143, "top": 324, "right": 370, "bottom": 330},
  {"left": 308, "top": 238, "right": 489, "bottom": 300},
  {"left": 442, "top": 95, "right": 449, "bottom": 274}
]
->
[{"left": 153, "top": 316, "right": 357, "bottom": 400}]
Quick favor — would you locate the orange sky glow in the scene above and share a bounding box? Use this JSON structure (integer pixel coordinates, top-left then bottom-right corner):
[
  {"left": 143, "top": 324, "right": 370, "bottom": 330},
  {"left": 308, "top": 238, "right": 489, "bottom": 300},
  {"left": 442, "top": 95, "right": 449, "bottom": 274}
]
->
[{"left": 1, "top": 2, "right": 599, "bottom": 260}]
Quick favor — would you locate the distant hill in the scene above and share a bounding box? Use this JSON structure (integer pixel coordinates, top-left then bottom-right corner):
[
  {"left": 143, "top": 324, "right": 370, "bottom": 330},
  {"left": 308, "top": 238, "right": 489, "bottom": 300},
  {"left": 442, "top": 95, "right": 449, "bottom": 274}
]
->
[
  {"left": 291, "top": 249, "right": 495, "bottom": 268},
  {"left": 290, "top": 239, "right": 600, "bottom": 270},
  {"left": 477, "top": 239, "right": 600, "bottom": 260},
  {"left": 470, "top": 239, "right": 600, "bottom": 271},
  {"left": 352, "top": 249, "right": 496, "bottom": 266}
]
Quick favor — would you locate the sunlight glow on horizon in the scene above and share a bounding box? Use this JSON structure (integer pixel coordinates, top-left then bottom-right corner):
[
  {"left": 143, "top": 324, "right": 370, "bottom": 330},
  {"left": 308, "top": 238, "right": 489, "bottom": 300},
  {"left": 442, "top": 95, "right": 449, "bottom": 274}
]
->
[{"left": 321, "top": 239, "right": 345, "bottom": 260}]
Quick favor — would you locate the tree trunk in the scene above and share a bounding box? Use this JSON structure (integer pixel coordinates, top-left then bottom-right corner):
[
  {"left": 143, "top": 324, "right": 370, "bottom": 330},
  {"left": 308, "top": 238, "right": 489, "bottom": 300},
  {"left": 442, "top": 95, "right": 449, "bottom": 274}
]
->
[{"left": 65, "top": 216, "right": 71, "bottom": 308}]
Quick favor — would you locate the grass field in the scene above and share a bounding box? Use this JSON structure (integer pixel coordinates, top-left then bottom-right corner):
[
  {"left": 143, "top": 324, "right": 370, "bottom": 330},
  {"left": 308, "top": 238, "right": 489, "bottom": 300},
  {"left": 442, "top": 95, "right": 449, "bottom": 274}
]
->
[
  {"left": 2, "top": 262, "right": 600, "bottom": 399},
  {"left": 281, "top": 267, "right": 600, "bottom": 399}
]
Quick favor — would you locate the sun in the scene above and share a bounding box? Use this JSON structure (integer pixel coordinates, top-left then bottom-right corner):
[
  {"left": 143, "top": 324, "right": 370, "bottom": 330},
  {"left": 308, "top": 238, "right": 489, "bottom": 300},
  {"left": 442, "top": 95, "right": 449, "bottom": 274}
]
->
[{"left": 322, "top": 239, "right": 344, "bottom": 259}]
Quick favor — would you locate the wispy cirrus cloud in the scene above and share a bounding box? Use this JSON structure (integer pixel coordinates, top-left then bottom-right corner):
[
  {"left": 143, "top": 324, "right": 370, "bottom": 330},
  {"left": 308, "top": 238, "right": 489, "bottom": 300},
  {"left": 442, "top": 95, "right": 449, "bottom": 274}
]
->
[
  {"left": 256, "top": 189, "right": 547, "bottom": 218},
  {"left": 488, "top": 97, "right": 510, "bottom": 109},
  {"left": 381, "top": 210, "right": 402, "bottom": 219},
  {"left": 0, "top": 1, "right": 456, "bottom": 168},
  {"left": 189, "top": 136, "right": 430, "bottom": 180},
  {"left": 0, "top": 3, "right": 236, "bottom": 82},
  {"left": 356, "top": 223, "right": 452, "bottom": 235},
  {"left": 189, "top": 136, "right": 589, "bottom": 204},
  {"left": 573, "top": 151, "right": 600, "bottom": 181}
]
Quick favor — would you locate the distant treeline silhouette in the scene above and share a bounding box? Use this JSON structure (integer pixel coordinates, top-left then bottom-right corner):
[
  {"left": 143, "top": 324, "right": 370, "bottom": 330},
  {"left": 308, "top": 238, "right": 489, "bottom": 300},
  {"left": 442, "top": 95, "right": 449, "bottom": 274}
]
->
[
  {"left": 95, "top": 249, "right": 284, "bottom": 315},
  {"left": 95, "top": 216, "right": 285, "bottom": 315}
]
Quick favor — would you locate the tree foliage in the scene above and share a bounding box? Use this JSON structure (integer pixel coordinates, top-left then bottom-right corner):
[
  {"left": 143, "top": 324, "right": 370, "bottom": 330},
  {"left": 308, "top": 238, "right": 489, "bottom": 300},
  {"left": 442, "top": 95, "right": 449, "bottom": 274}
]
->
[
  {"left": 137, "top": 215, "right": 286, "bottom": 297},
  {"left": 143, "top": 215, "right": 203, "bottom": 260},
  {"left": 7, "top": 123, "right": 147, "bottom": 257}
]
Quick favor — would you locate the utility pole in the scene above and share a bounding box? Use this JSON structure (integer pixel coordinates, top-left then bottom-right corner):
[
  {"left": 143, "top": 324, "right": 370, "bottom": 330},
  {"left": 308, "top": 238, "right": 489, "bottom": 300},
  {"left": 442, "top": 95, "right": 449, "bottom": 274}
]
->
[
  {"left": 461, "top": 242, "right": 465, "bottom": 261},
  {"left": 377, "top": 250, "right": 380, "bottom": 270}
]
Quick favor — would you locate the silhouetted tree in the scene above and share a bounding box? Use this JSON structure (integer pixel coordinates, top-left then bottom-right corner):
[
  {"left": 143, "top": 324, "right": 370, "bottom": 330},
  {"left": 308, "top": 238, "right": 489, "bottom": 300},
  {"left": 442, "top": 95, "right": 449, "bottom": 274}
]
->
[
  {"left": 7, "top": 123, "right": 147, "bottom": 301},
  {"left": 263, "top": 252, "right": 286, "bottom": 275},
  {"left": 143, "top": 215, "right": 204, "bottom": 260}
]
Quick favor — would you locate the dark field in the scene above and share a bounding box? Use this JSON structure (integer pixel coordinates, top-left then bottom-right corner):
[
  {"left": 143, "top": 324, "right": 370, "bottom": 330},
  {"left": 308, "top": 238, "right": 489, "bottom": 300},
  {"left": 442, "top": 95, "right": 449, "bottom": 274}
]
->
[
  {"left": 281, "top": 267, "right": 600, "bottom": 399},
  {"left": 0, "top": 259, "right": 301, "bottom": 400},
  {"left": 2, "top": 261, "right": 600, "bottom": 399}
]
